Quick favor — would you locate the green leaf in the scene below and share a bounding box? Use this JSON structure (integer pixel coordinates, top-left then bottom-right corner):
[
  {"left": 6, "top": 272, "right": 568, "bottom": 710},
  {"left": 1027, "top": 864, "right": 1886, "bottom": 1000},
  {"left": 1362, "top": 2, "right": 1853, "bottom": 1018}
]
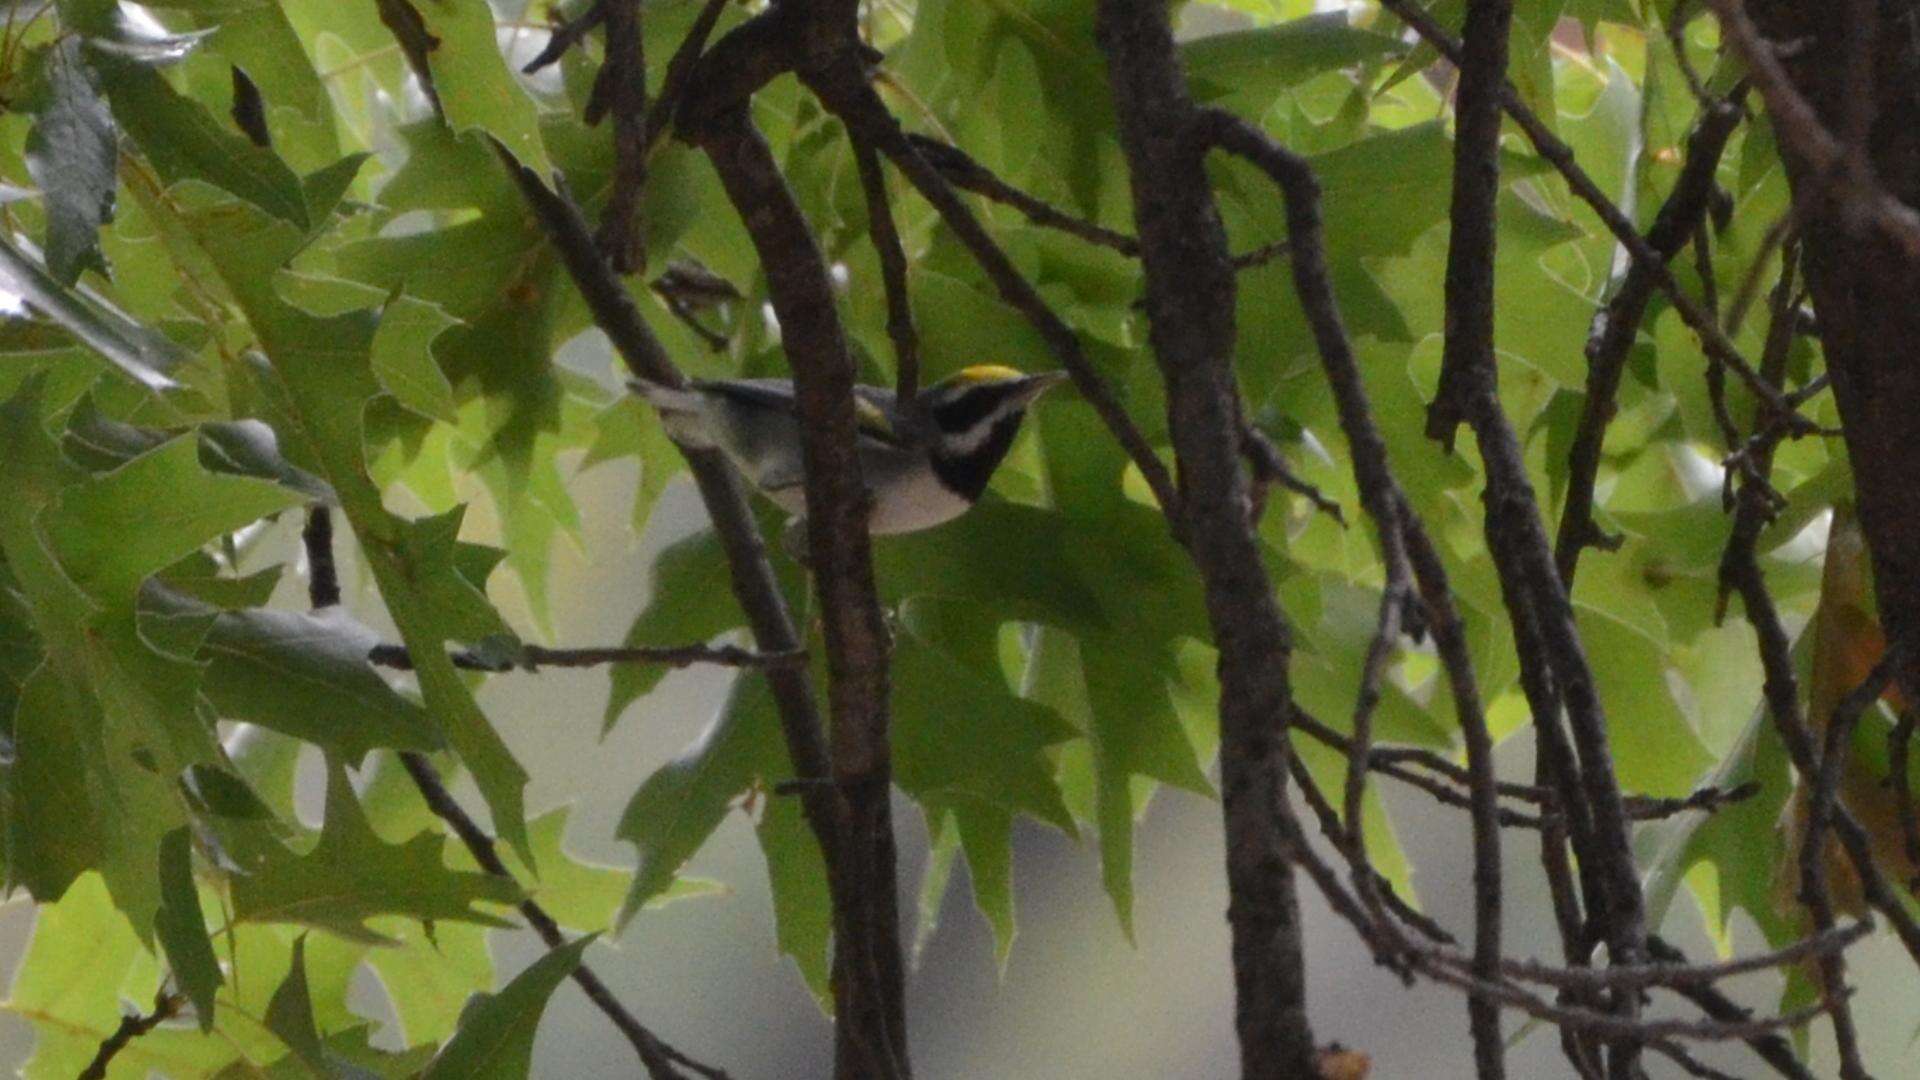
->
[
  {"left": 1642, "top": 702, "right": 1796, "bottom": 946},
  {"left": 232, "top": 761, "right": 520, "bottom": 943},
  {"left": 756, "top": 789, "right": 832, "bottom": 1002},
  {"left": 42, "top": 435, "right": 301, "bottom": 603},
  {"left": 0, "top": 235, "right": 187, "bottom": 392},
  {"left": 190, "top": 4, "right": 343, "bottom": 171},
  {"left": 0, "top": 381, "right": 295, "bottom": 929},
  {"left": 154, "top": 828, "right": 222, "bottom": 1030},
  {"left": 421, "top": 935, "right": 594, "bottom": 1080},
  {"left": 98, "top": 60, "right": 309, "bottom": 229},
  {"left": 605, "top": 531, "right": 748, "bottom": 731},
  {"left": 23, "top": 40, "right": 118, "bottom": 284},
  {"left": 371, "top": 292, "right": 461, "bottom": 424},
  {"left": 580, "top": 396, "right": 687, "bottom": 539},
  {"left": 181, "top": 600, "right": 443, "bottom": 761},
  {"left": 1181, "top": 13, "right": 1407, "bottom": 108},
  {"left": 445, "top": 806, "right": 663, "bottom": 933},
  {"left": 911, "top": 809, "right": 961, "bottom": 967},
  {"left": 1575, "top": 604, "right": 1713, "bottom": 796},
  {"left": 182, "top": 763, "right": 276, "bottom": 820},
  {"left": 388, "top": 0, "right": 552, "bottom": 178},
  {"left": 263, "top": 936, "right": 329, "bottom": 1074},
  {"left": 892, "top": 606, "right": 1076, "bottom": 830},
  {"left": 2, "top": 874, "right": 148, "bottom": 1078},
  {"left": 364, "top": 918, "right": 494, "bottom": 1047},
  {"left": 144, "top": 177, "right": 535, "bottom": 862},
  {"left": 615, "top": 674, "right": 777, "bottom": 924}
]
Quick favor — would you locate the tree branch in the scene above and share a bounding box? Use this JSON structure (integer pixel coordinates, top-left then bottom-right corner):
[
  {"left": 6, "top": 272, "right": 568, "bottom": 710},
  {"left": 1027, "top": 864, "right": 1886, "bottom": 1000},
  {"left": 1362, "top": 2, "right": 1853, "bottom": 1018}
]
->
[
  {"left": 1382, "top": 7, "right": 1661, "bottom": 1075},
  {"left": 1703, "top": 0, "right": 1920, "bottom": 257},
  {"left": 493, "top": 147, "right": 833, "bottom": 799},
  {"left": 682, "top": 93, "right": 911, "bottom": 1078},
  {"left": 590, "top": 0, "right": 649, "bottom": 272},
  {"left": 302, "top": 509, "right": 722, "bottom": 1080},
  {"left": 1555, "top": 90, "right": 1747, "bottom": 584},
  {"left": 850, "top": 136, "right": 922, "bottom": 409},
  {"left": 365, "top": 641, "right": 805, "bottom": 673},
  {"left": 1188, "top": 99, "right": 1514, "bottom": 1079},
  {"left": 1375, "top": 0, "right": 1797, "bottom": 425},
  {"left": 78, "top": 989, "right": 183, "bottom": 1080},
  {"left": 1088, "top": 5, "right": 1327, "bottom": 1073},
  {"left": 793, "top": 67, "right": 1184, "bottom": 526}
]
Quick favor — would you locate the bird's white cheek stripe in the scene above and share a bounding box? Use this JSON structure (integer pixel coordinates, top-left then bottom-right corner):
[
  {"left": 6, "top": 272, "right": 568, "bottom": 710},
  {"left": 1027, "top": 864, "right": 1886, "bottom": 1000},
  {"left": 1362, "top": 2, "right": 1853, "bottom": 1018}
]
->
[{"left": 941, "top": 405, "right": 1017, "bottom": 456}]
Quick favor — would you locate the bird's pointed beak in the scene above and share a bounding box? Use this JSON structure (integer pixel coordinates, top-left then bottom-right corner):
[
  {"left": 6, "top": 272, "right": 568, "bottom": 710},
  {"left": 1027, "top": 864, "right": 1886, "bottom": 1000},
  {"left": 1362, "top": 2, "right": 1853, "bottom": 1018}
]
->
[{"left": 1015, "top": 370, "right": 1071, "bottom": 406}]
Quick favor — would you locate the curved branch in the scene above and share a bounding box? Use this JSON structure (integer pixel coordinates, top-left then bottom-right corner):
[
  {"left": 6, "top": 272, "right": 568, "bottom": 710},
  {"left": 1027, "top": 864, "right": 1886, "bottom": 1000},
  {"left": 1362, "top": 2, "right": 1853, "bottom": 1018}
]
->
[
  {"left": 79, "top": 989, "right": 183, "bottom": 1080},
  {"left": 303, "top": 509, "right": 724, "bottom": 1080},
  {"left": 1375, "top": 0, "right": 1796, "bottom": 424},
  {"left": 800, "top": 67, "right": 1184, "bottom": 526},
  {"left": 1555, "top": 91, "right": 1748, "bottom": 584},
  {"left": 689, "top": 104, "right": 912, "bottom": 1080}
]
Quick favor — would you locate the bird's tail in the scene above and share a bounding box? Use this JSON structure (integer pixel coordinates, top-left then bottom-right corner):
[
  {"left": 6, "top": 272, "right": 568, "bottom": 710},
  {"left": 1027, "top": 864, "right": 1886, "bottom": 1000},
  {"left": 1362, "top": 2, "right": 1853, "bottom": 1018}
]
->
[{"left": 627, "top": 378, "right": 715, "bottom": 448}]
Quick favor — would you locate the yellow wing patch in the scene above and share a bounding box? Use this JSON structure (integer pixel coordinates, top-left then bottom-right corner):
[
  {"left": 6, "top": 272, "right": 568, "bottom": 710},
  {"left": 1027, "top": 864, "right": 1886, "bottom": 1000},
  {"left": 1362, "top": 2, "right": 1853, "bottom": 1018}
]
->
[
  {"left": 949, "top": 363, "right": 1027, "bottom": 386},
  {"left": 853, "top": 396, "right": 895, "bottom": 440}
]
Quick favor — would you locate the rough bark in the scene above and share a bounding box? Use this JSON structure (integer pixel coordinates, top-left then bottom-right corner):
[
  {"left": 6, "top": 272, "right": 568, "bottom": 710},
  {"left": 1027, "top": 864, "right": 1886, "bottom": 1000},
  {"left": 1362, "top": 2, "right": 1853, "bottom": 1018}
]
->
[
  {"left": 1093, "top": 6, "right": 1316, "bottom": 1077},
  {"left": 692, "top": 108, "right": 910, "bottom": 1080},
  {"left": 1744, "top": 0, "right": 1920, "bottom": 692}
]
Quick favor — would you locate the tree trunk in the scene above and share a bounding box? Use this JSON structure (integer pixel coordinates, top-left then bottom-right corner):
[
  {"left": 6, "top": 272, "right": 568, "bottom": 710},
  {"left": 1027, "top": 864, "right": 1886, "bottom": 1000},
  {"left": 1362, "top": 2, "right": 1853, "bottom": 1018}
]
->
[{"left": 1749, "top": 1, "right": 1920, "bottom": 690}]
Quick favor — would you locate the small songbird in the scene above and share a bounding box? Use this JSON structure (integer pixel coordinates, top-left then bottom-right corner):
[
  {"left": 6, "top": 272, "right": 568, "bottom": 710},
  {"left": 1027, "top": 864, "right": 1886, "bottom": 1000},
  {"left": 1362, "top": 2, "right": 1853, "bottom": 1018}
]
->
[{"left": 629, "top": 364, "right": 1068, "bottom": 537}]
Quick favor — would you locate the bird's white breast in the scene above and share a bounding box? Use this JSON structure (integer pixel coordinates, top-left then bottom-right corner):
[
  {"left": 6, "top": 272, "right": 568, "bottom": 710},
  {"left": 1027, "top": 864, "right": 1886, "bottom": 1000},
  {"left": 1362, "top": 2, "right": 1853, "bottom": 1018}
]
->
[
  {"left": 762, "top": 454, "right": 971, "bottom": 535},
  {"left": 867, "top": 462, "right": 973, "bottom": 534}
]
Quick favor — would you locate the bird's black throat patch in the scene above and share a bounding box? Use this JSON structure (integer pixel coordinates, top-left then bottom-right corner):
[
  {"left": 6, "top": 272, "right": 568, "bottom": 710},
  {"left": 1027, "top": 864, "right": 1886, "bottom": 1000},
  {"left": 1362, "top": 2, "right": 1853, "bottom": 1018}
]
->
[{"left": 930, "top": 414, "right": 1023, "bottom": 501}]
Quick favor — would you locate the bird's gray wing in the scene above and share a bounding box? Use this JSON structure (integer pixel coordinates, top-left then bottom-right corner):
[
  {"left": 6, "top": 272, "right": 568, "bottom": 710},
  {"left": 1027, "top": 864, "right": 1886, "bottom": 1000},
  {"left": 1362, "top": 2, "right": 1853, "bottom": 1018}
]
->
[{"left": 695, "top": 378, "right": 798, "bottom": 414}]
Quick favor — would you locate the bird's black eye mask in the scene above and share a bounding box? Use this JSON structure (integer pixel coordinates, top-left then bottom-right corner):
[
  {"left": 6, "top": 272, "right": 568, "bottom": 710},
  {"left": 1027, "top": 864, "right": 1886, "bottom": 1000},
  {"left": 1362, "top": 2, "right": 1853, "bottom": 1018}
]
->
[{"left": 930, "top": 387, "right": 1011, "bottom": 435}]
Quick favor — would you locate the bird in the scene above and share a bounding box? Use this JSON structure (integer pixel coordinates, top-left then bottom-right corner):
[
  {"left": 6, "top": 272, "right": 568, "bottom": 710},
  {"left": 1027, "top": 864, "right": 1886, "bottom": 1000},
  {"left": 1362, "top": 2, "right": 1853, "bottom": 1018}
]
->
[{"left": 629, "top": 364, "right": 1067, "bottom": 538}]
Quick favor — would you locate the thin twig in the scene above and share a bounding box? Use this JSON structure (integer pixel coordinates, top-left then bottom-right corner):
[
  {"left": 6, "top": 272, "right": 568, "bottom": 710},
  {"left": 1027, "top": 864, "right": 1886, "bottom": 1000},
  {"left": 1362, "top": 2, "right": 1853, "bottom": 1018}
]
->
[
  {"left": 851, "top": 136, "right": 923, "bottom": 409},
  {"left": 904, "top": 134, "right": 1139, "bottom": 256},
  {"left": 366, "top": 641, "right": 804, "bottom": 672},
  {"left": 1481, "top": 920, "right": 1870, "bottom": 992},
  {"left": 400, "top": 754, "right": 729, "bottom": 1080},
  {"left": 1647, "top": 935, "right": 1819, "bottom": 1080},
  {"left": 651, "top": 259, "right": 741, "bottom": 352},
  {"left": 522, "top": 0, "right": 608, "bottom": 73},
  {"left": 1554, "top": 89, "right": 1746, "bottom": 583},
  {"left": 1412, "top": 964, "right": 1842, "bottom": 1044},
  {"left": 642, "top": 0, "right": 731, "bottom": 155},
  {"left": 302, "top": 509, "right": 726, "bottom": 1080},
  {"left": 1241, "top": 422, "right": 1344, "bottom": 526},
  {"left": 1288, "top": 751, "right": 1457, "bottom": 948},
  {"left": 1289, "top": 712, "right": 1544, "bottom": 828},
  {"left": 1376, "top": 0, "right": 1799, "bottom": 425},
  {"left": 903, "top": 132, "right": 1291, "bottom": 270},
  {"left": 78, "top": 989, "right": 183, "bottom": 1080},
  {"left": 804, "top": 78, "right": 1183, "bottom": 525}
]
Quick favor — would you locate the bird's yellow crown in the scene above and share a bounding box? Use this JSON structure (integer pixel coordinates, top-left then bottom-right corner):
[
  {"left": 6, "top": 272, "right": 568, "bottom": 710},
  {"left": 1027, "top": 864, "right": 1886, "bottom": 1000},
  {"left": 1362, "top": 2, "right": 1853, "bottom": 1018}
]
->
[{"left": 944, "top": 364, "right": 1028, "bottom": 386}]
